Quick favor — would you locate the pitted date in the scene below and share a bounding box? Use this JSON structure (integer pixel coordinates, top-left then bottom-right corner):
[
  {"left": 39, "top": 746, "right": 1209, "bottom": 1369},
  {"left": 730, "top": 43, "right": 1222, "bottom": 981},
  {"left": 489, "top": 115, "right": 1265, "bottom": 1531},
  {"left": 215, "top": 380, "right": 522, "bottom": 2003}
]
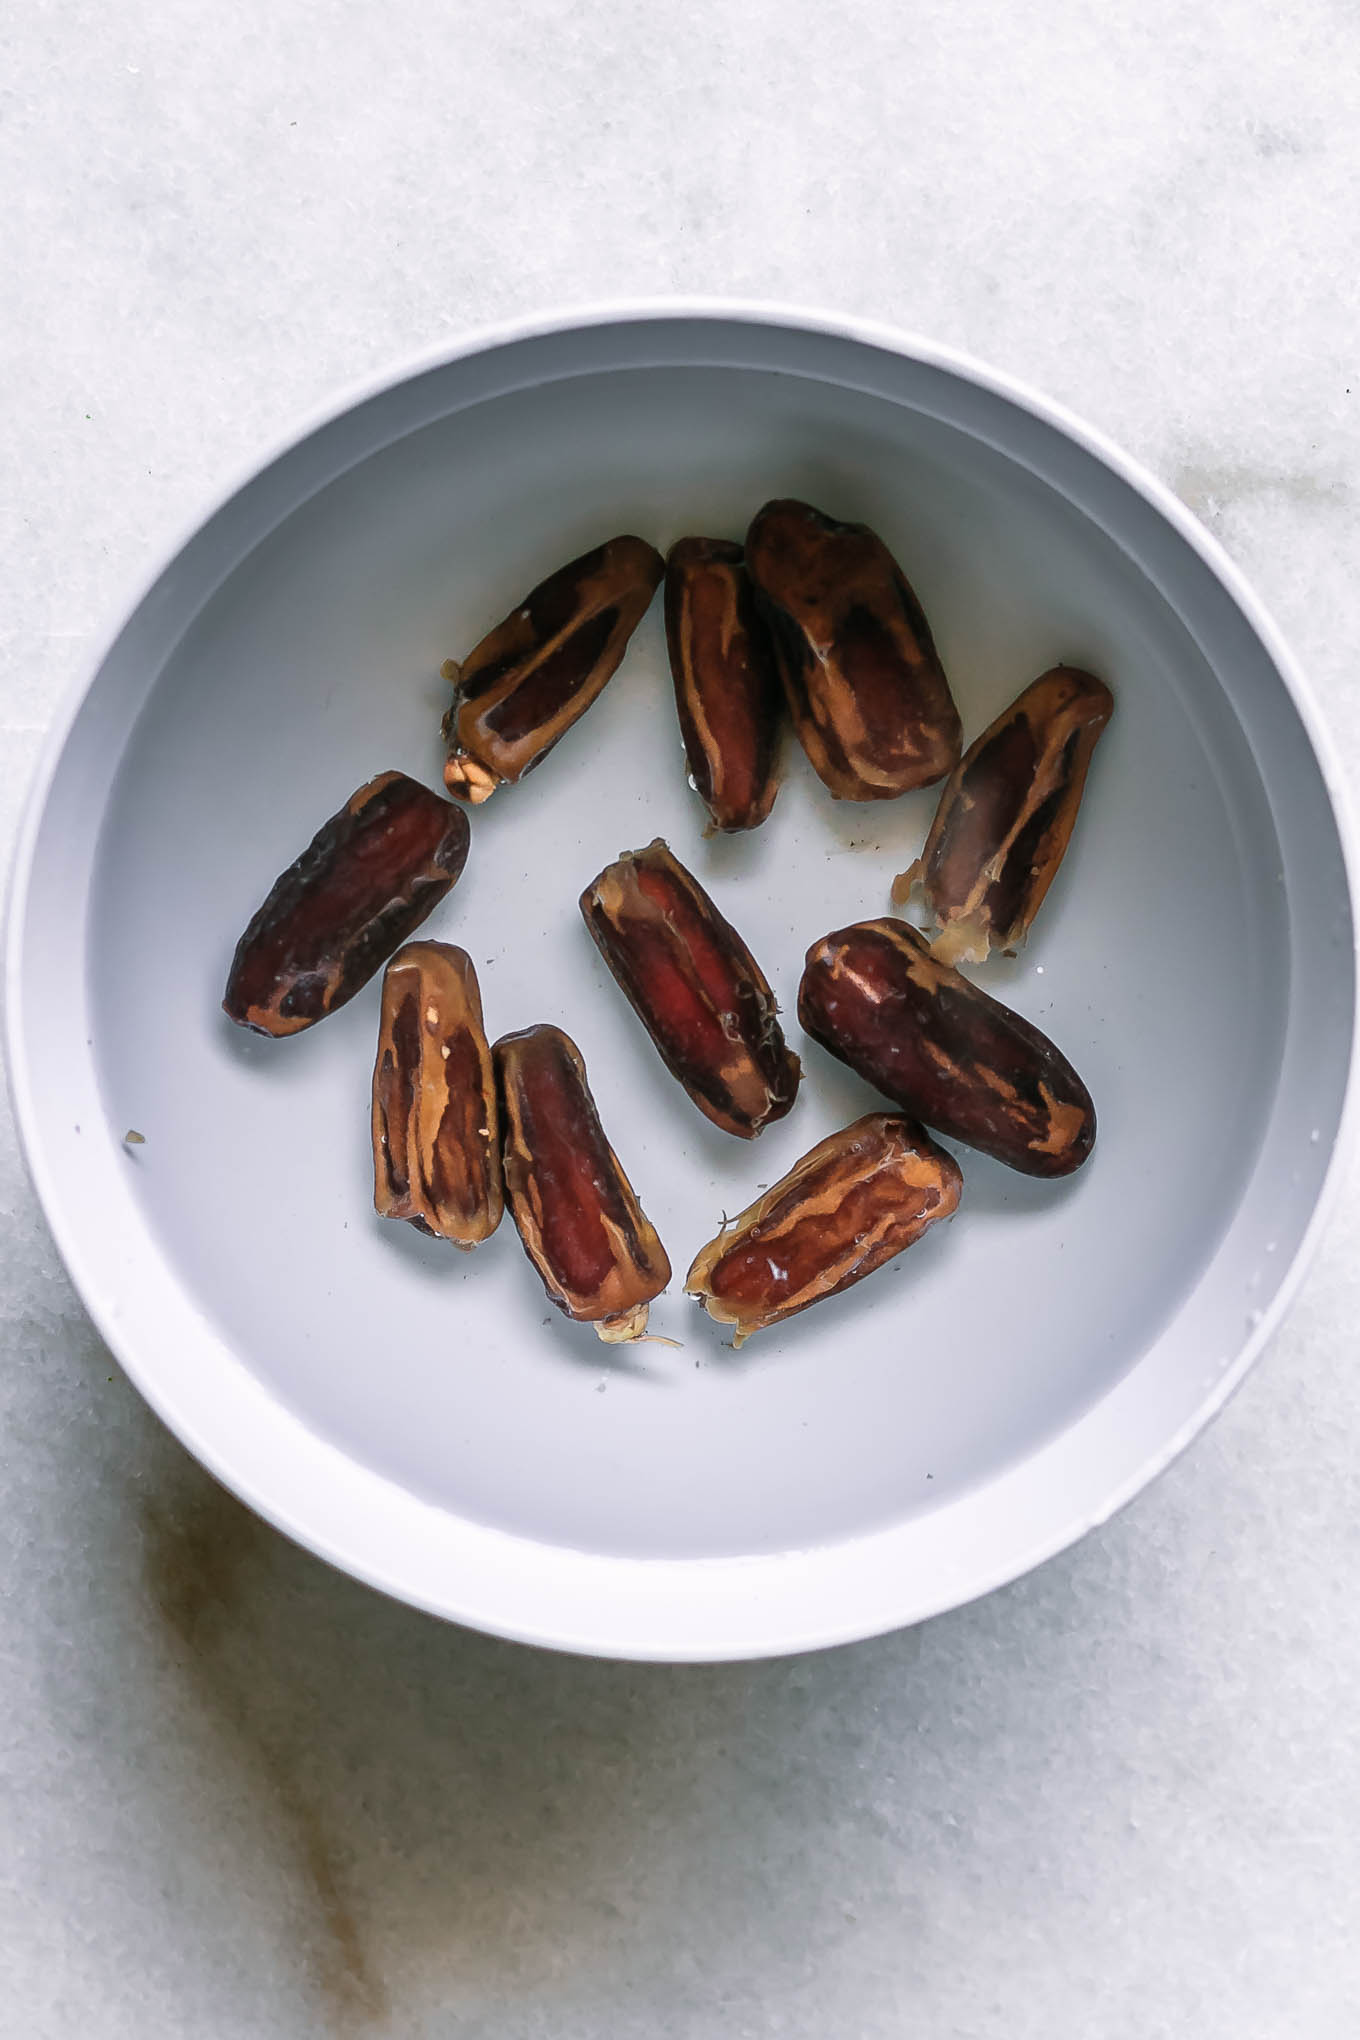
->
[
  {"left": 442, "top": 536, "right": 663, "bottom": 803},
  {"left": 372, "top": 943, "right": 502, "bottom": 1247},
  {"left": 744, "top": 498, "right": 962, "bottom": 800},
  {"left": 664, "top": 537, "right": 782, "bottom": 832},
  {"left": 494, "top": 1023, "right": 671, "bottom": 1343},
  {"left": 798, "top": 918, "right": 1095, "bottom": 1177},
  {"left": 223, "top": 771, "right": 470, "bottom": 1037},
  {"left": 686, "top": 1113, "right": 961, "bottom": 1345},
  {"left": 580, "top": 838, "right": 801, "bottom": 1139},
  {"left": 894, "top": 665, "right": 1114, "bottom": 962}
]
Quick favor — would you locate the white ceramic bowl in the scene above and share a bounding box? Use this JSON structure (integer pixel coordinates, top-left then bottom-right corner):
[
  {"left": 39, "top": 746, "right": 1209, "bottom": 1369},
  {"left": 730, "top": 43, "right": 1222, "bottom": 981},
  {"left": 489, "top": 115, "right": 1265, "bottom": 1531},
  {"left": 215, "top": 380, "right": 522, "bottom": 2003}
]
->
[{"left": 8, "top": 305, "right": 1356, "bottom": 1660}]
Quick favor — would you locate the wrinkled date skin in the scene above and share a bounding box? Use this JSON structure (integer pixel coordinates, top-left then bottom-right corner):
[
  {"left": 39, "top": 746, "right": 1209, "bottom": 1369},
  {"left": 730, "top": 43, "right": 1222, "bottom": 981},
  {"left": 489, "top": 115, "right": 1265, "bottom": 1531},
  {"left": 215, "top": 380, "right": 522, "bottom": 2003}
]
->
[
  {"left": 442, "top": 536, "right": 663, "bottom": 803},
  {"left": 664, "top": 536, "right": 783, "bottom": 832},
  {"left": 580, "top": 838, "right": 801, "bottom": 1139},
  {"left": 744, "top": 499, "right": 962, "bottom": 800},
  {"left": 894, "top": 666, "right": 1114, "bottom": 963},
  {"left": 223, "top": 771, "right": 470, "bottom": 1037},
  {"left": 494, "top": 1024, "right": 672, "bottom": 1343},
  {"left": 372, "top": 942, "right": 503, "bottom": 1247},
  {"left": 686, "top": 1113, "right": 962, "bottom": 1345},
  {"left": 798, "top": 918, "right": 1095, "bottom": 1177}
]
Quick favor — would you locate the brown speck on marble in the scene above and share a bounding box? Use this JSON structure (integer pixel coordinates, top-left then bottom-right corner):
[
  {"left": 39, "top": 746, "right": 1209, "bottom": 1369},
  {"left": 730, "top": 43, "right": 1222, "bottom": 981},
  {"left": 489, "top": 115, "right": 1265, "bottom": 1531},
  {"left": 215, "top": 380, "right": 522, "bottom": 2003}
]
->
[
  {"left": 140, "top": 1471, "right": 262, "bottom": 1653},
  {"left": 139, "top": 1474, "right": 387, "bottom": 2028},
  {"left": 292, "top": 1807, "right": 383, "bottom": 2027}
]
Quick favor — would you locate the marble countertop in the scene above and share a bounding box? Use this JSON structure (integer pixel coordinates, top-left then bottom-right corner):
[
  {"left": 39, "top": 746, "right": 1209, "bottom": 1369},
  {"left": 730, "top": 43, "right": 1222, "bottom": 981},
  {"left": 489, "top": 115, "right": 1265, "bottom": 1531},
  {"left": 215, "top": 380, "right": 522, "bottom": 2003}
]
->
[{"left": 5, "top": 2, "right": 1359, "bottom": 2033}]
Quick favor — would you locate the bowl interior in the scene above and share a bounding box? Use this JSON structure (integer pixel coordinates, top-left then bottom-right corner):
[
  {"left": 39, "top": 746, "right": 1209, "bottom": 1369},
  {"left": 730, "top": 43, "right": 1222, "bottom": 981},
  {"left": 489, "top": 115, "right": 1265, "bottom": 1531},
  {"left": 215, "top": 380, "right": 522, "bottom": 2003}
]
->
[
  {"left": 11, "top": 314, "right": 1353, "bottom": 1651},
  {"left": 87, "top": 362, "right": 1285, "bottom": 1557}
]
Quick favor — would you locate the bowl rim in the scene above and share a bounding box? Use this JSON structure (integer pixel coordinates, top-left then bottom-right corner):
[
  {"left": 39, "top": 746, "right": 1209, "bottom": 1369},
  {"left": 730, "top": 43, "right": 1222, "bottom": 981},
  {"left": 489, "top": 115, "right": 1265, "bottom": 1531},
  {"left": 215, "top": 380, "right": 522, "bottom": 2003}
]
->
[{"left": 8, "top": 297, "right": 1359, "bottom": 1660}]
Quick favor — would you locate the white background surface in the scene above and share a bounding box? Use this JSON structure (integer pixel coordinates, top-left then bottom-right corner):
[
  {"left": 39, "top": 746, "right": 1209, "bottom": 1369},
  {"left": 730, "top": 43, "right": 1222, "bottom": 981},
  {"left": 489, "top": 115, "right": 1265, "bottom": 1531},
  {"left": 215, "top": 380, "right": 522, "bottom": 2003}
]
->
[{"left": 4, "top": 2, "right": 1359, "bottom": 2034}]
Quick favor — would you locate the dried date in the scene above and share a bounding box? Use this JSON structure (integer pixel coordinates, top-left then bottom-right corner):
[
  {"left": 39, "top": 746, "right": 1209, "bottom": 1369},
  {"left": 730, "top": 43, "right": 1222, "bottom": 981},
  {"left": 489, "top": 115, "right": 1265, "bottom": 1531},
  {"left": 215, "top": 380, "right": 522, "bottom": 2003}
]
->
[
  {"left": 664, "top": 536, "right": 782, "bottom": 831},
  {"left": 223, "top": 771, "right": 470, "bottom": 1037},
  {"left": 686, "top": 1113, "right": 961, "bottom": 1345},
  {"left": 442, "top": 536, "right": 663, "bottom": 803},
  {"left": 372, "top": 943, "right": 502, "bottom": 1247},
  {"left": 744, "top": 498, "right": 962, "bottom": 800},
  {"left": 580, "top": 838, "right": 800, "bottom": 1139},
  {"left": 798, "top": 917, "right": 1095, "bottom": 1177},
  {"left": 894, "top": 665, "right": 1114, "bottom": 962},
  {"left": 494, "top": 1023, "right": 671, "bottom": 1342}
]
